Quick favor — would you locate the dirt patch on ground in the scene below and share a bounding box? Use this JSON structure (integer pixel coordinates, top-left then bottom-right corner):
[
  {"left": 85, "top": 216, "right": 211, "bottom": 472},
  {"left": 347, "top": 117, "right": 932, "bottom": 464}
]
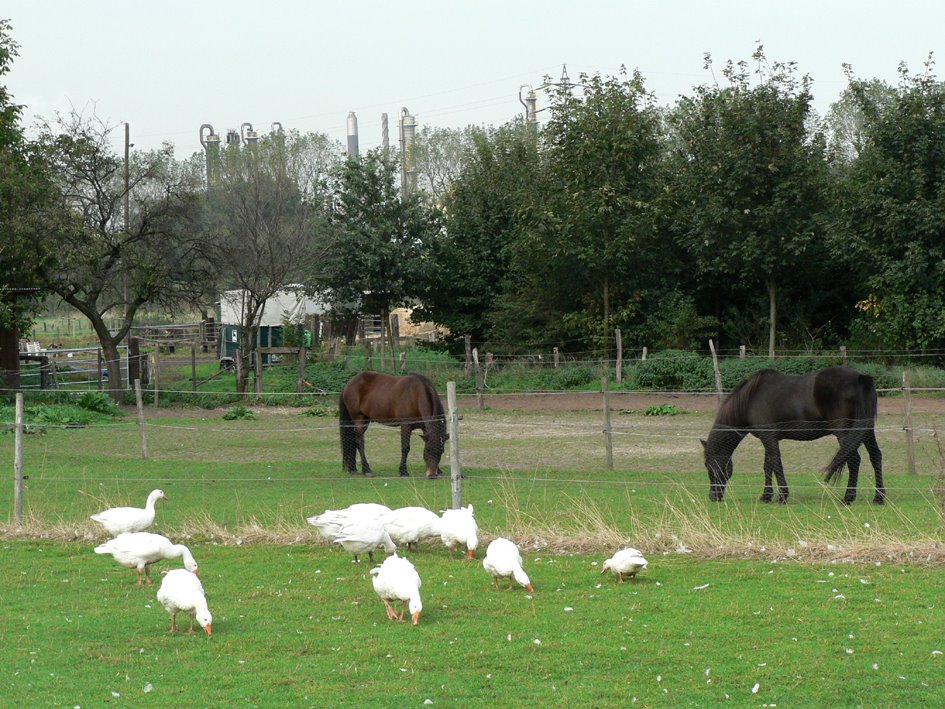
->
[
  {"left": 127, "top": 390, "right": 945, "bottom": 418},
  {"left": 473, "top": 391, "right": 945, "bottom": 415}
]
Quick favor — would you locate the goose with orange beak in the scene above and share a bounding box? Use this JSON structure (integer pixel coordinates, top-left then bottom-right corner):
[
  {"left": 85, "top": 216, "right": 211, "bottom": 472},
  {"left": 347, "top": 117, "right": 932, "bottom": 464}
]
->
[
  {"left": 370, "top": 554, "right": 423, "bottom": 626},
  {"left": 156, "top": 568, "right": 212, "bottom": 636},
  {"left": 91, "top": 489, "right": 167, "bottom": 536},
  {"left": 601, "top": 547, "right": 648, "bottom": 583},
  {"left": 482, "top": 537, "right": 533, "bottom": 592},
  {"left": 439, "top": 504, "right": 479, "bottom": 559}
]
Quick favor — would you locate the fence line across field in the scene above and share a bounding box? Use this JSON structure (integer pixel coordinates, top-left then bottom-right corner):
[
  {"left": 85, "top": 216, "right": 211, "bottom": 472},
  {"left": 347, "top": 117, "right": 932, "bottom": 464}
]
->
[{"left": 10, "top": 394, "right": 942, "bottom": 527}]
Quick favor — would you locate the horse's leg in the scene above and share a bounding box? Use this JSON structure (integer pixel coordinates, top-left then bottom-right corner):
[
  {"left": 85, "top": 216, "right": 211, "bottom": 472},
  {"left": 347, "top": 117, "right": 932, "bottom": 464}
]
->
[
  {"left": 839, "top": 439, "right": 861, "bottom": 505},
  {"left": 399, "top": 424, "right": 411, "bottom": 477},
  {"left": 761, "top": 437, "right": 788, "bottom": 503},
  {"left": 863, "top": 429, "right": 885, "bottom": 504},
  {"left": 758, "top": 436, "right": 774, "bottom": 503},
  {"left": 355, "top": 421, "right": 372, "bottom": 476}
]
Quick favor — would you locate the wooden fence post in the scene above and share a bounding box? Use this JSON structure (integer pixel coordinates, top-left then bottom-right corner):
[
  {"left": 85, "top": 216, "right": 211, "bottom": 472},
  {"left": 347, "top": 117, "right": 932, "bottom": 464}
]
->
[
  {"left": 153, "top": 349, "right": 160, "bottom": 408},
  {"left": 840, "top": 345, "right": 847, "bottom": 362},
  {"left": 739, "top": 345, "right": 746, "bottom": 359},
  {"left": 601, "top": 373, "right": 614, "bottom": 471},
  {"left": 615, "top": 328, "right": 623, "bottom": 383},
  {"left": 97, "top": 349, "right": 104, "bottom": 391},
  {"left": 297, "top": 346, "right": 306, "bottom": 394},
  {"left": 254, "top": 350, "right": 263, "bottom": 395},
  {"left": 464, "top": 335, "right": 472, "bottom": 377},
  {"left": 135, "top": 379, "right": 149, "bottom": 459},
  {"left": 553, "top": 347, "right": 559, "bottom": 368},
  {"left": 642, "top": 346, "right": 648, "bottom": 362},
  {"left": 709, "top": 339, "right": 723, "bottom": 404},
  {"left": 903, "top": 370, "right": 916, "bottom": 475},
  {"left": 399, "top": 351, "right": 407, "bottom": 373},
  {"left": 473, "top": 348, "right": 484, "bottom": 409},
  {"left": 14, "top": 392, "right": 24, "bottom": 523},
  {"left": 191, "top": 345, "right": 197, "bottom": 393},
  {"left": 447, "top": 381, "right": 463, "bottom": 509}
]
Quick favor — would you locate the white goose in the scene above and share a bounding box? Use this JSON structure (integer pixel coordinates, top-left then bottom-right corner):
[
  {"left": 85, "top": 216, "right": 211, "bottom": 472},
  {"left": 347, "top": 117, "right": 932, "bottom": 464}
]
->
[
  {"left": 306, "top": 503, "right": 392, "bottom": 541},
  {"left": 382, "top": 506, "right": 442, "bottom": 551},
  {"left": 439, "top": 504, "right": 479, "bottom": 559},
  {"left": 333, "top": 518, "right": 397, "bottom": 563},
  {"left": 90, "top": 489, "right": 167, "bottom": 536},
  {"left": 94, "top": 532, "right": 198, "bottom": 586},
  {"left": 370, "top": 554, "right": 423, "bottom": 625},
  {"left": 156, "top": 568, "right": 212, "bottom": 636},
  {"left": 482, "top": 537, "right": 533, "bottom": 592},
  {"left": 601, "top": 547, "right": 648, "bottom": 583}
]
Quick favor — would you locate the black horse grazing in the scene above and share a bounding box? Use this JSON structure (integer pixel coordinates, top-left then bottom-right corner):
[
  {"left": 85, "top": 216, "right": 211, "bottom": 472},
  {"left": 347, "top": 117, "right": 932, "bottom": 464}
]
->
[
  {"left": 701, "top": 366, "right": 885, "bottom": 505},
  {"left": 339, "top": 372, "right": 447, "bottom": 478}
]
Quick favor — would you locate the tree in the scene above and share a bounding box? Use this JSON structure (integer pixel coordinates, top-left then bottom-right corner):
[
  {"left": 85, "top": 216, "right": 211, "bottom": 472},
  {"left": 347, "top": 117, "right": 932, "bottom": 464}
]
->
[
  {"left": 0, "top": 19, "right": 50, "bottom": 347},
  {"left": 413, "top": 121, "right": 539, "bottom": 343},
  {"left": 319, "top": 149, "right": 438, "bottom": 357},
  {"left": 668, "top": 47, "right": 829, "bottom": 356},
  {"left": 501, "top": 69, "right": 666, "bottom": 352},
  {"left": 834, "top": 60, "right": 945, "bottom": 351},
  {"left": 411, "top": 125, "right": 475, "bottom": 203},
  {"left": 198, "top": 128, "right": 338, "bottom": 393},
  {"left": 27, "top": 111, "right": 204, "bottom": 399}
]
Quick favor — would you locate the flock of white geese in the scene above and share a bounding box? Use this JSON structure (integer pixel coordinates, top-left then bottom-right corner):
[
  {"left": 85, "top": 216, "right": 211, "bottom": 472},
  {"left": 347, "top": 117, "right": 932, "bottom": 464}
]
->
[{"left": 90, "top": 489, "right": 648, "bottom": 633}]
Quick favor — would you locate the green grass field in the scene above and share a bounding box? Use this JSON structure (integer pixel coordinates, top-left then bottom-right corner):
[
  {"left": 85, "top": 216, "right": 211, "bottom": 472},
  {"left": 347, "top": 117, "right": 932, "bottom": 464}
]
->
[{"left": 2, "top": 403, "right": 945, "bottom": 704}]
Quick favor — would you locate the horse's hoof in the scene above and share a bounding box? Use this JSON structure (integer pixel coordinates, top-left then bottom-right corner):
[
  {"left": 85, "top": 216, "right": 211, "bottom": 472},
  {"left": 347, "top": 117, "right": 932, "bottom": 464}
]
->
[
  {"left": 873, "top": 496, "right": 886, "bottom": 505},
  {"left": 759, "top": 496, "right": 772, "bottom": 503},
  {"left": 776, "top": 497, "right": 788, "bottom": 505},
  {"left": 400, "top": 472, "right": 410, "bottom": 477},
  {"left": 363, "top": 472, "right": 374, "bottom": 478}
]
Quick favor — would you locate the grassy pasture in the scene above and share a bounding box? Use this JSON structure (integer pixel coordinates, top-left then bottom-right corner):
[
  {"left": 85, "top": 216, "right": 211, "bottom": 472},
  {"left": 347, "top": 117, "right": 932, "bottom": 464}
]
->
[
  {"left": 2, "top": 403, "right": 945, "bottom": 704},
  {"left": 4, "top": 544, "right": 945, "bottom": 706}
]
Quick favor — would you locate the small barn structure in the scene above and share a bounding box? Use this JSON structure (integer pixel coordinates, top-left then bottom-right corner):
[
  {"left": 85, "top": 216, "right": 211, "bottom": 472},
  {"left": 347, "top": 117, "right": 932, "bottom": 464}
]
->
[{"left": 216, "top": 288, "right": 329, "bottom": 362}]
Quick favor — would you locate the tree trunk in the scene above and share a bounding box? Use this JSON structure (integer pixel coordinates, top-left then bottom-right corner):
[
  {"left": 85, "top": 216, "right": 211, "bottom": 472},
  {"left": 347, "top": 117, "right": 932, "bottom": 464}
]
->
[
  {"left": 767, "top": 278, "right": 777, "bottom": 359},
  {"left": 87, "top": 313, "right": 125, "bottom": 402},
  {"left": 602, "top": 277, "right": 611, "bottom": 359}
]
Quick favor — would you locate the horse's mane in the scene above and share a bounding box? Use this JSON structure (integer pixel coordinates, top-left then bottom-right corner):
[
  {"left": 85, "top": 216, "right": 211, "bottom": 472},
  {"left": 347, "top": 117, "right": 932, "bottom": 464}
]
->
[
  {"left": 408, "top": 372, "right": 445, "bottom": 417},
  {"left": 716, "top": 368, "right": 779, "bottom": 427}
]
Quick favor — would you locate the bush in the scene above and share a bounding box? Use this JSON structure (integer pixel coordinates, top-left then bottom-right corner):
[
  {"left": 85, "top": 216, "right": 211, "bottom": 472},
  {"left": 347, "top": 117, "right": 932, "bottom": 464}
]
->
[
  {"left": 629, "top": 350, "right": 714, "bottom": 390},
  {"left": 222, "top": 405, "right": 256, "bottom": 421},
  {"left": 75, "top": 391, "right": 121, "bottom": 416}
]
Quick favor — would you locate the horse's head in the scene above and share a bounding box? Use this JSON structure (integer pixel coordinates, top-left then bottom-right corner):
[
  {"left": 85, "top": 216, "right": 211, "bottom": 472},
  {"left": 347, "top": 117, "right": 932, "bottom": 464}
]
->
[
  {"left": 420, "top": 418, "right": 448, "bottom": 477},
  {"left": 701, "top": 438, "right": 733, "bottom": 502}
]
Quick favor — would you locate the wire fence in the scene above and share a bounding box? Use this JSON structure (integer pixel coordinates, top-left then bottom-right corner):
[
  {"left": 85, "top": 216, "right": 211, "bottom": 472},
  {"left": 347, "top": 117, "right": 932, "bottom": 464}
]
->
[{"left": 4, "top": 384, "right": 944, "bottom": 526}]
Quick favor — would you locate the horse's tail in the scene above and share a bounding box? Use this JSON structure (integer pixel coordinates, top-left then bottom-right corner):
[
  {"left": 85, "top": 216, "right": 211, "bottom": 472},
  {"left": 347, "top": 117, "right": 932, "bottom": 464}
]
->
[
  {"left": 339, "top": 393, "right": 357, "bottom": 472},
  {"left": 824, "top": 374, "right": 877, "bottom": 483}
]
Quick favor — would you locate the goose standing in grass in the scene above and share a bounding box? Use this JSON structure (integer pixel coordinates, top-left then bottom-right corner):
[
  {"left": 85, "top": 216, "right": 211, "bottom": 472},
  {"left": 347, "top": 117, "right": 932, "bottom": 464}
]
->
[
  {"left": 90, "top": 489, "right": 167, "bottom": 536},
  {"left": 439, "top": 504, "right": 479, "bottom": 559},
  {"left": 94, "top": 532, "right": 198, "bottom": 586},
  {"left": 482, "top": 537, "right": 533, "bottom": 592},
  {"left": 381, "top": 506, "right": 442, "bottom": 551},
  {"left": 306, "top": 503, "right": 392, "bottom": 541},
  {"left": 156, "top": 568, "right": 212, "bottom": 635},
  {"left": 370, "top": 554, "right": 422, "bottom": 625},
  {"left": 333, "top": 518, "right": 397, "bottom": 563},
  {"left": 601, "top": 548, "right": 648, "bottom": 583}
]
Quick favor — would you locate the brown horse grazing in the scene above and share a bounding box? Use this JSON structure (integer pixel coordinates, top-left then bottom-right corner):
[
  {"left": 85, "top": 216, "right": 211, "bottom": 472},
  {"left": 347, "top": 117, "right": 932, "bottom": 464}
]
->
[
  {"left": 701, "top": 366, "right": 885, "bottom": 505},
  {"left": 339, "top": 372, "right": 447, "bottom": 478}
]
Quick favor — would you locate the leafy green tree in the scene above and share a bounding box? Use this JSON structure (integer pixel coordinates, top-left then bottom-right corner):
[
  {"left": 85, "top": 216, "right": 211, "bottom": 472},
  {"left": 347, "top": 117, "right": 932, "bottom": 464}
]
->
[
  {"left": 835, "top": 60, "right": 945, "bottom": 350},
  {"left": 668, "top": 48, "right": 829, "bottom": 356},
  {"left": 411, "top": 125, "right": 475, "bottom": 203},
  {"left": 499, "top": 69, "right": 666, "bottom": 352},
  {"left": 27, "top": 111, "right": 204, "bottom": 399},
  {"left": 319, "top": 149, "right": 438, "bottom": 357},
  {"left": 198, "top": 128, "right": 338, "bottom": 393},
  {"left": 413, "top": 121, "right": 539, "bottom": 343},
  {"left": 0, "top": 19, "right": 49, "bottom": 339}
]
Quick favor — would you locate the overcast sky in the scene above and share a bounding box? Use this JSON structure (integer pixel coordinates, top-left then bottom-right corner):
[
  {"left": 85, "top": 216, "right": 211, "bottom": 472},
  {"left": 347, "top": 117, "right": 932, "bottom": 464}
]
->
[{"left": 5, "top": 1, "right": 945, "bottom": 157}]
